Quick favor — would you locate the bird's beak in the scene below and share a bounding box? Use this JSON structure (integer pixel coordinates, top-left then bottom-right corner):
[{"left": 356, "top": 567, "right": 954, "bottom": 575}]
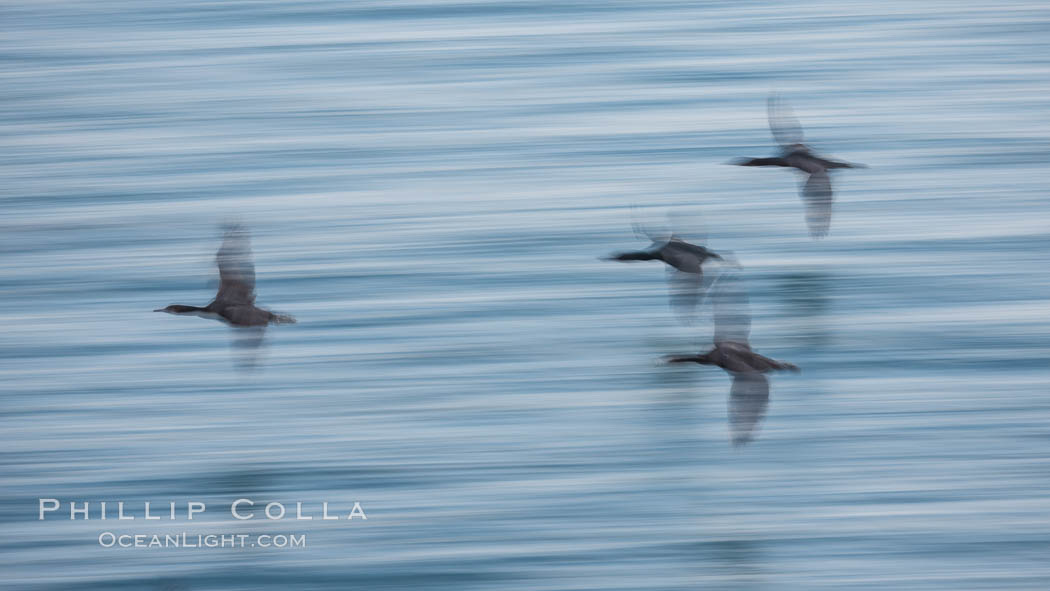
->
[{"left": 153, "top": 308, "right": 164, "bottom": 312}]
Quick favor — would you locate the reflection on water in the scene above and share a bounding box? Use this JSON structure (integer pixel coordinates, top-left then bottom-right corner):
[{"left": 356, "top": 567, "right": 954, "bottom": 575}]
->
[{"left": 3, "top": 0, "right": 1050, "bottom": 589}]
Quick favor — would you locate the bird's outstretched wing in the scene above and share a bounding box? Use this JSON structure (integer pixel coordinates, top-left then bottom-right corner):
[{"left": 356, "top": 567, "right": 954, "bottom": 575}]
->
[
  {"left": 768, "top": 93, "right": 804, "bottom": 148},
  {"left": 711, "top": 268, "right": 751, "bottom": 345},
  {"left": 666, "top": 208, "right": 710, "bottom": 246},
  {"left": 801, "top": 170, "right": 833, "bottom": 239},
  {"left": 230, "top": 326, "right": 267, "bottom": 371},
  {"left": 728, "top": 372, "right": 769, "bottom": 446},
  {"left": 214, "top": 226, "right": 256, "bottom": 306},
  {"left": 631, "top": 206, "right": 714, "bottom": 247},
  {"left": 630, "top": 206, "right": 672, "bottom": 246}
]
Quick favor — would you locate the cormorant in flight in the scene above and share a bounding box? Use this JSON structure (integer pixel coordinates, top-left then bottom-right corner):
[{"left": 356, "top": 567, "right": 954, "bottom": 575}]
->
[
  {"left": 665, "top": 269, "right": 798, "bottom": 446},
  {"left": 731, "top": 94, "right": 865, "bottom": 238},
  {"left": 606, "top": 231, "right": 722, "bottom": 325},
  {"left": 155, "top": 226, "right": 295, "bottom": 327}
]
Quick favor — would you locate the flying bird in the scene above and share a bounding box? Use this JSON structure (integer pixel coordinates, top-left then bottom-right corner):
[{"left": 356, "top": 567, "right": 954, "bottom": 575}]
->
[
  {"left": 155, "top": 226, "right": 295, "bottom": 327},
  {"left": 731, "top": 94, "right": 865, "bottom": 238},
  {"left": 665, "top": 268, "right": 798, "bottom": 446},
  {"left": 605, "top": 226, "right": 722, "bottom": 325}
]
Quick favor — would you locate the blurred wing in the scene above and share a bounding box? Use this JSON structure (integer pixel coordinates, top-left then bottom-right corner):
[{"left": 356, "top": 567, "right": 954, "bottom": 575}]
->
[
  {"left": 667, "top": 269, "right": 706, "bottom": 326},
  {"left": 711, "top": 268, "right": 751, "bottom": 345},
  {"left": 801, "top": 170, "right": 833, "bottom": 239},
  {"left": 630, "top": 206, "right": 672, "bottom": 245},
  {"left": 768, "top": 93, "right": 804, "bottom": 148},
  {"left": 666, "top": 208, "right": 709, "bottom": 246},
  {"left": 728, "top": 372, "right": 770, "bottom": 446},
  {"left": 230, "top": 326, "right": 266, "bottom": 372},
  {"left": 215, "top": 226, "right": 256, "bottom": 305}
]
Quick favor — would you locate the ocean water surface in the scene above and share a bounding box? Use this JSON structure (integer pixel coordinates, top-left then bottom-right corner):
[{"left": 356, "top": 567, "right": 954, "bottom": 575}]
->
[{"left": 2, "top": 1, "right": 1050, "bottom": 589}]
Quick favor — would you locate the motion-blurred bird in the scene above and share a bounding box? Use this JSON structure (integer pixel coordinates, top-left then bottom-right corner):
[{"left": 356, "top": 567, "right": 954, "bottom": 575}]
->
[
  {"left": 607, "top": 236, "right": 721, "bottom": 274},
  {"left": 730, "top": 94, "right": 865, "bottom": 238},
  {"left": 605, "top": 232, "right": 722, "bottom": 324},
  {"left": 155, "top": 226, "right": 295, "bottom": 327},
  {"left": 665, "top": 269, "right": 798, "bottom": 446}
]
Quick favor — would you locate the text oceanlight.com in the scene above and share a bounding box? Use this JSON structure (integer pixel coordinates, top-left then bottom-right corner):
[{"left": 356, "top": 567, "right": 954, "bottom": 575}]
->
[{"left": 98, "top": 532, "right": 307, "bottom": 549}]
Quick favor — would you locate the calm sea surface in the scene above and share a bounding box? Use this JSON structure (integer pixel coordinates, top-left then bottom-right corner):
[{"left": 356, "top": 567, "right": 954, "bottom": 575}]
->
[{"left": 2, "top": 1, "right": 1050, "bottom": 589}]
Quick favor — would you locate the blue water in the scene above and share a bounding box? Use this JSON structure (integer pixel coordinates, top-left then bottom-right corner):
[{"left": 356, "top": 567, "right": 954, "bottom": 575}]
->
[{"left": 3, "top": 1, "right": 1050, "bottom": 589}]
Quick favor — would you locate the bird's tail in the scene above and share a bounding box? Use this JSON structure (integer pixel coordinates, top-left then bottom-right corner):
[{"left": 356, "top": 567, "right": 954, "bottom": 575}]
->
[
  {"left": 773, "top": 360, "right": 800, "bottom": 373},
  {"left": 271, "top": 313, "right": 297, "bottom": 325},
  {"left": 825, "top": 159, "right": 866, "bottom": 169}
]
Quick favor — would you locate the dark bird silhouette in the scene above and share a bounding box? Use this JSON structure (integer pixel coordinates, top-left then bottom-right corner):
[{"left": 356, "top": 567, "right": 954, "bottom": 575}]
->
[
  {"left": 155, "top": 226, "right": 295, "bottom": 327},
  {"left": 665, "top": 269, "right": 798, "bottom": 446},
  {"left": 606, "top": 232, "right": 722, "bottom": 324},
  {"left": 730, "top": 94, "right": 865, "bottom": 238},
  {"left": 608, "top": 236, "right": 721, "bottom": 273}
]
